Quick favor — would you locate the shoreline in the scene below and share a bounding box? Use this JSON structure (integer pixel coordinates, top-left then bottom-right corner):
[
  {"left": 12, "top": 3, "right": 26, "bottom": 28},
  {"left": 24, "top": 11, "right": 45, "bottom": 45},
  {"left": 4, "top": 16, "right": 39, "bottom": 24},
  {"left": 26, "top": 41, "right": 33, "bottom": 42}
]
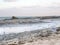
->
[{"left": 0, "top": 27, "right": 60, "bottom": 45}]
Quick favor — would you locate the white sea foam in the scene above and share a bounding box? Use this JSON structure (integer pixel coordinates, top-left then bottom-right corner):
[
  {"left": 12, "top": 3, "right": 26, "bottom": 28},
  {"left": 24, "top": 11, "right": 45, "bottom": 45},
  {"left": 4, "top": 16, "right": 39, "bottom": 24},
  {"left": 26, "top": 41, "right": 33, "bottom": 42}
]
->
[{"left": 0, "top": 19, "right": 60, "bottom": 34}]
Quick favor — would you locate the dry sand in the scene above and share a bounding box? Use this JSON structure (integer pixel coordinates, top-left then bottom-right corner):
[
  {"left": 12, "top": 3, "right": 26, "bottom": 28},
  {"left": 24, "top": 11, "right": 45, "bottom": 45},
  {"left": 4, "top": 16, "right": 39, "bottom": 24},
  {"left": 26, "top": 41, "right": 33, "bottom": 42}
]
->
[{"left": 23, "top": 34, "right": 60, "bottom": 45}]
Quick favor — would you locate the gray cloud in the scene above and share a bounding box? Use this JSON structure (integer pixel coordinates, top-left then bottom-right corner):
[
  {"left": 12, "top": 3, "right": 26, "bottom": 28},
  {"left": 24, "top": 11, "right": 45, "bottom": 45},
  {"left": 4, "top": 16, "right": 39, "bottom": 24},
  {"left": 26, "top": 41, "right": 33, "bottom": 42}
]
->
[{"left": 4, "top": 0, "right": 17, "bottom": 2}]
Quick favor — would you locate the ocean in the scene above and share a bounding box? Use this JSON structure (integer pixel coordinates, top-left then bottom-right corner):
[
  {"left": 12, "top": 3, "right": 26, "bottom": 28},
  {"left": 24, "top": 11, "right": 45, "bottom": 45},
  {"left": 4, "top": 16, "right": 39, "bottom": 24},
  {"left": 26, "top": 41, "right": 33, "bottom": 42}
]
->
[{"left": 0, "top": 17, "right": 60, "bottom": 34}]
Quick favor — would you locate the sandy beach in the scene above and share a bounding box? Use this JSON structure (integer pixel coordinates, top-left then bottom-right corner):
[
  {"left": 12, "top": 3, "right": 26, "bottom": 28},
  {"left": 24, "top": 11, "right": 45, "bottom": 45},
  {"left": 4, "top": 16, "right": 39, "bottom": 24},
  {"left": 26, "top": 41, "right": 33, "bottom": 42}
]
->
[{"left": 24, "top": 34, "right": 60, "bottom": 45}]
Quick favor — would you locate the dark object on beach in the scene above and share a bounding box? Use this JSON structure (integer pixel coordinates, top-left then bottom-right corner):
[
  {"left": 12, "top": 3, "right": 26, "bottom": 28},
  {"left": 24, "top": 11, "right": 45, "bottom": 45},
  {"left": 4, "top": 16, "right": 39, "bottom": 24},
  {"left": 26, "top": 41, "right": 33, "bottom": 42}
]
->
[
  {"left": 12, "top": 16, "right": 18, "bottom": 19},
  {"left": 18, "top": 41, "right": 25, "bottom": 44},
  {"left": 56, "top": 27, "right": 60, "bottom": 34},
  {"left": 56, "top": 27, "right": 60, "bottom": 31},
  {"left": 39, "top": 30, "right": 53, "bottom": 37}
]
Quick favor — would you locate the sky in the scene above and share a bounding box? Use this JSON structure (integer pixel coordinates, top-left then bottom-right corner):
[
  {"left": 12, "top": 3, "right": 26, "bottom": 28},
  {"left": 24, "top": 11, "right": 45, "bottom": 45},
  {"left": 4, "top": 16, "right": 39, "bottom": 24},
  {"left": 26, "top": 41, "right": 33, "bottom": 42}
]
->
[{"left": 0, "top": 0, "right": 60, "bottom": 16}]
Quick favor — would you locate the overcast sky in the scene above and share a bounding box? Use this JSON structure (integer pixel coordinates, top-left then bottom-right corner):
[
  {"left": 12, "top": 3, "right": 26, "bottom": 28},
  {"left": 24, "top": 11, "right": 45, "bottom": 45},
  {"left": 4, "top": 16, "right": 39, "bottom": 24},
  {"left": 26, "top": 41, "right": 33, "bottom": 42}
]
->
[{"left": 0, "top": 0, "right": 60, "bottom": 16}]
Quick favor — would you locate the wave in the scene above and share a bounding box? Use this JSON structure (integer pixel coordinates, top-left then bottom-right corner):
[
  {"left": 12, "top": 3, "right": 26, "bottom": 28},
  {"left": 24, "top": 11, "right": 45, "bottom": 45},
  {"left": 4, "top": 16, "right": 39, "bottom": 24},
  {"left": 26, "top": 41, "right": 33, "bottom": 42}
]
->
[{"left": 0, "top": 18, "right": 60, "bottom": 34}]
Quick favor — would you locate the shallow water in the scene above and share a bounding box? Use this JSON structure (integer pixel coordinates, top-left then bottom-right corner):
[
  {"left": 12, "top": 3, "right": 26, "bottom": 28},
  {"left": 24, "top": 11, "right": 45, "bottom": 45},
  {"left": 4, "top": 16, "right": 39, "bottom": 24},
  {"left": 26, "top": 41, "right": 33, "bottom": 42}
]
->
[{"left": 0, "top": 19, "right": 60, "bottom": 34}]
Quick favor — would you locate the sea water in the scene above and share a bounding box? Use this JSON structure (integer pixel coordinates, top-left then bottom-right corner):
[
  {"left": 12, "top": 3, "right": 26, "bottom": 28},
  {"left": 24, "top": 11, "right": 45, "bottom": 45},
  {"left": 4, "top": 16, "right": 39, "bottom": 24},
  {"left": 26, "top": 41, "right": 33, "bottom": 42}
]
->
[{"left": 0, "top": 17, "right": 60, "bottom": 34}]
